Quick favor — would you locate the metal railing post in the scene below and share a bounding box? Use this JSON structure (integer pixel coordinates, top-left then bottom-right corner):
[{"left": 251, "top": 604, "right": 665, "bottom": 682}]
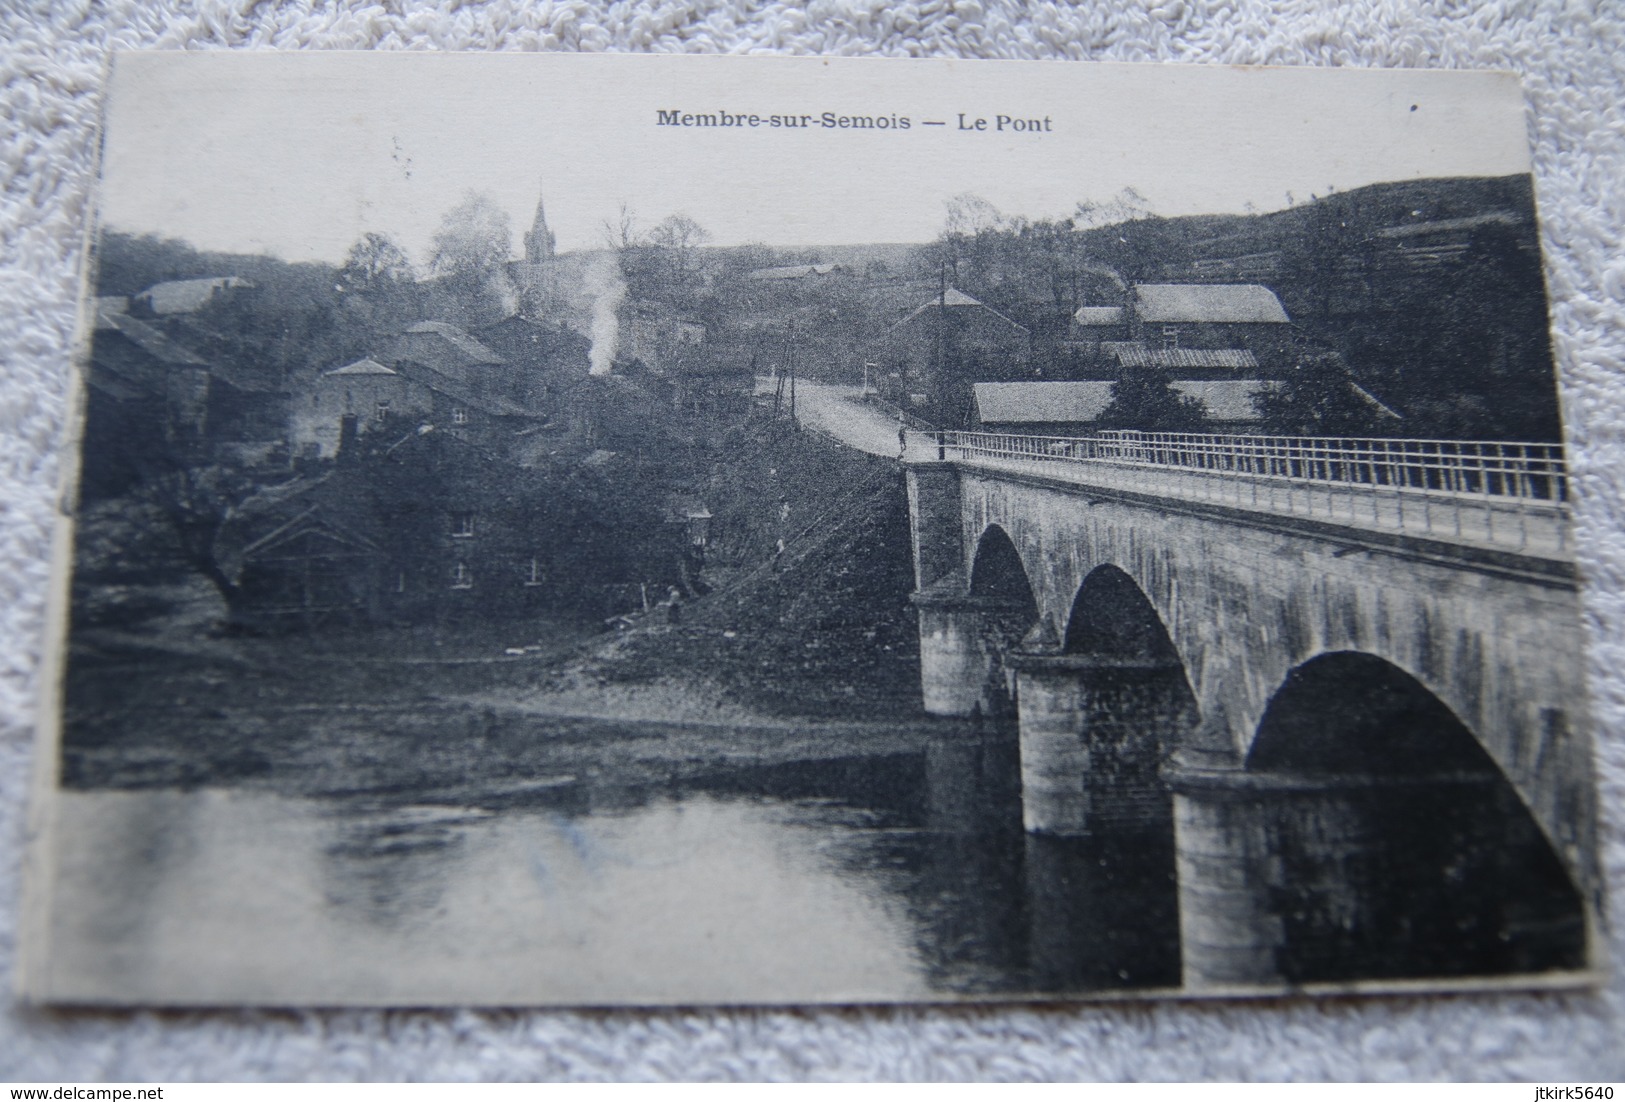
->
[{"left": 937, "top": 427, "right": 1568, "bottom": 554}]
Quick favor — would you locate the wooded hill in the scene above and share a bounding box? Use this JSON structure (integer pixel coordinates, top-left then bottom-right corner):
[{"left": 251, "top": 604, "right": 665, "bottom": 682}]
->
[{"left": 924, "top": 174, "right": 1561, "bottom": 441}]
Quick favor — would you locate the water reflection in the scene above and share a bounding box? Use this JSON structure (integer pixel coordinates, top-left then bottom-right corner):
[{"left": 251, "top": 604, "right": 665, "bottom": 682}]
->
[{"left": 46, "top": 727, "right": 1182, "bottom": 1004}]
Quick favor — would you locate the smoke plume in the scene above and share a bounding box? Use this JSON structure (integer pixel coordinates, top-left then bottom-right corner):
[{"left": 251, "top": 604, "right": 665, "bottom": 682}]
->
[{"left": 584, "top": 254, "right": 626, "bottom": 377}]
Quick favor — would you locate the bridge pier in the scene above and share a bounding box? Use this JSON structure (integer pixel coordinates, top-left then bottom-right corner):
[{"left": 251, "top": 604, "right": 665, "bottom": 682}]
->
[
  {"left": 1008, "top": 652, "right": 1186, "bottom": 838},
  {"left": 1164, "top": 750, "right": 1584, "bottom": 990},
  {"left": 1164, "top": 752, "right": 1288, "bottom": 989},
  {"left": 911, "top": 583, "right": 1033, "bottom": 717}
]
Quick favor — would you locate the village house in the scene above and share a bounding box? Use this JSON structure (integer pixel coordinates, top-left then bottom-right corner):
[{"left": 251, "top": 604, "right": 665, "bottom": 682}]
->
[
  {"left": 972, "top": 381, "right": 1115, "bottom": 436},
  {"left": 229, "top": 394, "right": 698, "bottom": 631},
  {"left": 615, "top": 305, "right": 754, "bottom": 421},
  {"left": 129, "top": 276, "right": 255, "bottom": 317},
  {"left": 391, "top": 321, "right": 508, "bottom": 398},
  {"left": 291, "top": 357, "right": 431, "bottom": 460},
  {"left": 290, "top": 315, "right": 587, "bottom": 462},
  {"left": 215, "top": 473, "right": 389, "bottom": 630},
  {"left": 972, "top": 378, "right": 1279, "bottom": 437},
  {"left": 744, "top": 262, "right": 845, "bottom": 282},
  {"left": 83, "top": 304, "right": 286, "bottom": 493},
  {"left": 1070, "top": 282, "right": 1294, "bottom": 377},
  {"left": 473, "top": 314, "right": 592, "bottom": 415},
  {"left": 878, "top": 286, "right": 1031, "bottom": 427}
]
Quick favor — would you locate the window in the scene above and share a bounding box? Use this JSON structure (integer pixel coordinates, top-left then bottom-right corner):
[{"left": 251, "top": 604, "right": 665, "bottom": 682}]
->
[
  {"left": 1161, "top": 326, "right": 1180, "bottom": 350},
  {"left": 524, "top": 557, "right": 544, "bottom": 586},
  {"left": 450, "top": 561, "right": 472, "bottom": 589},
  {"left": 375, "top": 401, "right": 390, "bottom": 423},
  {"left": 452, "top": 407, "right": 469, "bottom": 425},
  {"left": 452, "top": 512, "right": 475, "bottom": 539}
]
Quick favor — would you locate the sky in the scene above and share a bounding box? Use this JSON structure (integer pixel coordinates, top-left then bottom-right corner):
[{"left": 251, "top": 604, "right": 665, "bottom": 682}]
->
[{"left": 98, "top": 53, "right": 1534, "bottom": 268}]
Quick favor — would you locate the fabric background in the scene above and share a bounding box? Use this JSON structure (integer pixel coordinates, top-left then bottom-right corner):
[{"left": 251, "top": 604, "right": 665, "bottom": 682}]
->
[{"left": 2, "top": 0, "right": 1622, "bottom": 1082}]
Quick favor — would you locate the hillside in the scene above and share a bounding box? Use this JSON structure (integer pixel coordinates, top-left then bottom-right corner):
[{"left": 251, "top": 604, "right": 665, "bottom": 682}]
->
[{"left": 543, "top": 424, "right": 924, "bottom": 719}]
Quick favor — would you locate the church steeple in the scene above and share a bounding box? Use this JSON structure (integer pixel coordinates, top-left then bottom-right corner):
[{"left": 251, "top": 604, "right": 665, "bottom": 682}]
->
[{"left": 524, "top": 180, "right": 556, "bottom": 263}]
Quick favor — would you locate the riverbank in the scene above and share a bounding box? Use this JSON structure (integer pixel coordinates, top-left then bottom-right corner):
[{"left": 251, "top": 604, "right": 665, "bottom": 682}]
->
[{"left": 59, "top": 420, "right": 933, "bottom": 796}]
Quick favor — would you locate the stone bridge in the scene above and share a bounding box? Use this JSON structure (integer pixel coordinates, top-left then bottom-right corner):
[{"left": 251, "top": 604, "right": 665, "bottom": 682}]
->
[{"left": 904, "top": 431, "right": 1598, "bottom": 991}]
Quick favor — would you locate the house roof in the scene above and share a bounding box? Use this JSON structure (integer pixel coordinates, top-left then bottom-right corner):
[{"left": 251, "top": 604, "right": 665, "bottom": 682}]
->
[
  {"left": 747, "top": 263, "right": 840, "bottom": 281},
  {"left": 84, "top": 367, "right": 149, "bottom": 402},
  {"left": 96, "top": 313, "right": 210, "bottom": 367},
  {"left": 1169, "top": 380, "right": 1277, "bottom": 422},
  {"left": 402, "top": 321, "right": 505, "bottom": 365},
  {"left": 474, "top": 317, "right": 592, "bottom": 374},
  {"left": 326, "top": 357, "right": 397, "bottom": 377},
  {"left": 1348, "top": 380, "right": 1402, "bottom": 420},
  {"left": 897, "top": 287, "right": 1028, "bottom": 332},
  {"left": 90, "top": 313, "right": 283, "bottom": 395},
  {"left": 974, "top": 381, "right": 1115, "bottom": 425},
  {"left": 240, "top": 506, "right": 384, "bottom": 561},
  {"left": 1133, "top": 283, "right": 1289, "bottom": 324},
  {"left": 134, "top": 276, "right": 254, "bottom": 315},
  {"left": 933, "top": 287, "right": 987, "bottom": 309},
  {"left": 96, "top": 296, "right": 130, "bottom": 320},
  {"left": 1072, "top": 306, "right": 1125, "bottom": 327},
  {"left": 661, "top": 493, "right": 713, "bottom": 523},
  {"left": 201, "top": 358, "right": 285, "bottom": 395},
  {"left": 1105, "top": 343, "right": 1260, "bottom": 370},
  {"left": 392, "top": 360, "right": 540, "bottom": 419}
]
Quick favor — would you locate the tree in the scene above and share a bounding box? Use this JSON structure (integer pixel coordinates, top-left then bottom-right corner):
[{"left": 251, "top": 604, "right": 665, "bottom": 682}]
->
[
  {"left": 428, "top": 191, "right": 513, "bottom": 286},
  {"left": 138, "top": 462, "right": 261, "bottom": 617},
  {"left": 943, "top": 193, "right": 1006, "bottom": 239},
  {"left": 338, "top": 232, "right": 415, "bottom": 293},
  {"left": 601, "top": 201, "right": 641, "bottom": 251},
  {"left": 1072, "top": 186, "right": 1153, "bottom": 231},
  {"left": 646, "top": 213, "right": 712, "bottom": 282},
  {"left": 1257, "top": 354, "right": 1385, "bottom": 437},
  {"left": 1099, "top": 370, "right": 1208, "bottom": 433}
]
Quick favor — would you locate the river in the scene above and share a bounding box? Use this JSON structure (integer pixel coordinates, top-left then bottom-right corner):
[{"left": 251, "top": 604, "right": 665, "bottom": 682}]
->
[{"left": 39, "top": 729, "right": 1182, "bottom": 1006}]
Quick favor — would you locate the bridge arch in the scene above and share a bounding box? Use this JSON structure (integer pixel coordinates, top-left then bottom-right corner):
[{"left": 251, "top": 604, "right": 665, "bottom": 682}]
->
[
  {"left": 1008, "top": 564, "right": 1200, "bottom": 838},
  {"left": 1240, "top": 651, "right": 1586, "bottom": 983},
  {"left": 1063, "top": 564, "right": 1181, "bottom": 664},
  {"left": 964, "top": 525, "right": 1041, "bottom": 718},
  {"left": 969, "top": 525, "right": 1038, "bottom": 610}
]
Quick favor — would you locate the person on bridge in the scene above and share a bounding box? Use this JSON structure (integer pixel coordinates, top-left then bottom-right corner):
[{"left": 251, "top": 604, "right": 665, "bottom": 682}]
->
[{"left": 898, "top": 425, "right": 908, "bottom": 459}]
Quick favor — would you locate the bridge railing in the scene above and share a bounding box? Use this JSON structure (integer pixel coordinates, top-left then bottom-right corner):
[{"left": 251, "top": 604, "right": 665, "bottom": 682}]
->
[
  {"left": 939, "top": 430, "right": 1568, "bottom": 502},
  {"left": 931, "top": 429, "right": 1571, "bottom": 554}
]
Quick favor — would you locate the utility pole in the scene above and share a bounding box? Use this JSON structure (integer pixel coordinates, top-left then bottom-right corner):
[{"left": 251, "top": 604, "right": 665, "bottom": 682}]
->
[
  {"left": 936, "top": 260, "right": 949, "bottom": 426},
  {"left": 773, "top": 336, "right": 789, "bottom": 419},
  {"left": 788, "top": 327, "right": 798, "bottom": 429}
]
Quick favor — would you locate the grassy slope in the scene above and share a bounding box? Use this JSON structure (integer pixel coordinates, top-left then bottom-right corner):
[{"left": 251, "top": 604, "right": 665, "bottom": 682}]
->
[{"left": 545, "top": 422, "right": 924, "bottom": 719}]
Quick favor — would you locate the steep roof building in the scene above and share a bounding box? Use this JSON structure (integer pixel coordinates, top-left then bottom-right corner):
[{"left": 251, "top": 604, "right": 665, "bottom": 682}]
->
[
  {"left": 523, "top": 181, "right": 556, "bottom": 264},
  {"left": 1132, "top": 283, "right": 1290, "bottom": 325}
]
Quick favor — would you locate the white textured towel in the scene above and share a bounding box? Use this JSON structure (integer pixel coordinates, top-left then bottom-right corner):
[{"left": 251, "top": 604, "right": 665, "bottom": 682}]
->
[{"left": 2, "top": 0, "right": 1623, "bottom": 1082}]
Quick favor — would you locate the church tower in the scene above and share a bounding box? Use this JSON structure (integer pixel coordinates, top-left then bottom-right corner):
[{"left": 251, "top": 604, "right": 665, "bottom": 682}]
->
[{"left": 523, "top": 181, "right": 556, "bottom": 264}]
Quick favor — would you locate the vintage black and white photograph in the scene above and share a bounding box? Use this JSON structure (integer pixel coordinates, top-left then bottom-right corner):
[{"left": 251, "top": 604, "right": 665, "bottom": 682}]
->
[{"left": 20, "top": 53, "right": 1603, "bottom": 1006}]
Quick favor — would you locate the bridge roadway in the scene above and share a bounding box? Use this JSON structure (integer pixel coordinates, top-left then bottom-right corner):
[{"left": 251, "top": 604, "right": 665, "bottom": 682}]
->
[
  {"left": 927, "top": 443, "right": 1568, "bottom": 561},
  {"left": 758, "top": 379, "right": 1570, "bottom": 562}
]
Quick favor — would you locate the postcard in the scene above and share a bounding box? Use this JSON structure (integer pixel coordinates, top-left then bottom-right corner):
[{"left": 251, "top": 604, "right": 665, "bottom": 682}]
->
[{"left": 20, "top": 52, "right": 1603, "bottom": 1005}]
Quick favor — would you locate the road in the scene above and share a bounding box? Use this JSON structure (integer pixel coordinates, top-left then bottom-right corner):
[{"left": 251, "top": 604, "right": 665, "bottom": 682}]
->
[{"left": 754, "top": 377, "right": 911, "bottom": 458}]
